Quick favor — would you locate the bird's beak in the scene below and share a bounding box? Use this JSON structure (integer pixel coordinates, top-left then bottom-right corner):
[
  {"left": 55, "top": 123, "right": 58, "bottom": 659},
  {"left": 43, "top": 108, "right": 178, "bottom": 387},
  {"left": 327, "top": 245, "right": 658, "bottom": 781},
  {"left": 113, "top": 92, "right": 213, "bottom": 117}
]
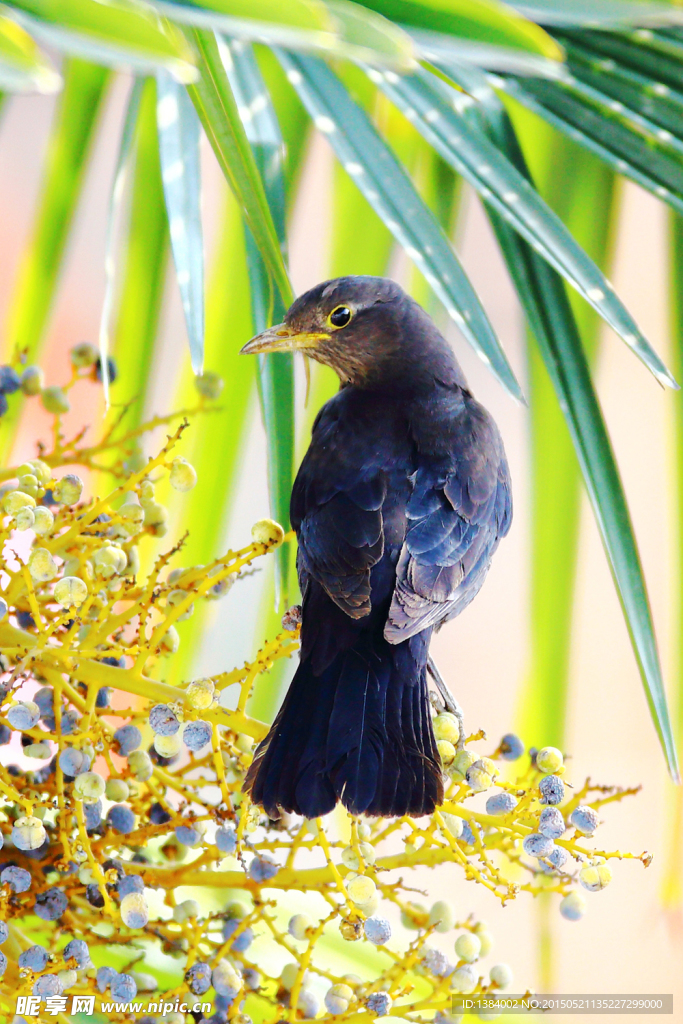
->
[{"left": 240, "top": 323, "right": 329, "bottom": 355}]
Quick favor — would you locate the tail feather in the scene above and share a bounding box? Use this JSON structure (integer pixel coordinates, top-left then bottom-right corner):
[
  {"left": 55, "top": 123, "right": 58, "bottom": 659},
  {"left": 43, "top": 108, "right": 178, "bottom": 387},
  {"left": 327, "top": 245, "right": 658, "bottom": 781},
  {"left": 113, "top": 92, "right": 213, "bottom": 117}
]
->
[{"left": 244, "top": 634, "right": 443, "bottom": 818}]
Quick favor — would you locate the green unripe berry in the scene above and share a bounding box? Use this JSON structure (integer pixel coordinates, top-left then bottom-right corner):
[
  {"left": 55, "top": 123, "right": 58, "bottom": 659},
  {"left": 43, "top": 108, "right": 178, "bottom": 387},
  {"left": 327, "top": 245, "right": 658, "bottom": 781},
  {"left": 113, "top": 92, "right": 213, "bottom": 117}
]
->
[
  {"left": 17, "top": 474, "right": 39, "bottom": 497},
  {"left": 105, "top": 779, "right": 129, "bottom": 802},
  {"left": 437, "top": 739, "right": 456, "bottom": 765},
  {"left": 455, "top": 932, "right": 481, "bottom": 963},
  {"left": 195, "top": 371, "right": 224, "bottom": 399},
  {"left": 173, "top": 899, "right": 200, "bottom": 922},
  {"left": 428, "top": 900, "right": 455, "bottom": 932},
  {"left": 127, "top": 750, "right": 153, "bottom": 781},
  {"left": 54, "top": 474, "right": 83, "bottom": 506},
  {"left": 579, "top": 859, "right": 612, "bottom": 892},
  {"left": 288, "top": 913, "right": 313, "bottom": 941},
  {"left": 281, "top": 963, "right": 307, "bottom": 990},
  {"left": 160, "top": 625, "right": 180, "bottom": 654},
  {"left": 169, "top": 457, "right": 197, "bottom": 492},
  {"left": 536, "top": 746, "right": 563, "bottom": 773},
  {"left": 490, "top": 964, "right": 513, "bottom": 989},
  {"left": 440, "top": 812, "right": 463, "bottom": 839},
  {"left": 449, "top": 748, "right": 477, "bottom": 781},
  {"left": 92, "top": 545, "right": 126, "bottom": 578},
  {"left": 346, "top": 875, "right": 376, "bottom": 905},
  {"left": 251, "top": 518, "right": 285, "bottom": 548},
  {"left": 341, "top": 842, "right": 376, "bottom": 871},
  {"left": 33, "top": 506, "right": 54, "bottom": 536},
  {"left": 28, "top": 547, "right": 58, "bottom": 582},
  {"left": 12, "top": 815, "right": 47, "bottom": 851},
  {"left": 325, "top": 984, "right": 353, "bottom": 1015},
  {"left": 185, "top": 678, "right": 215, "bottom": 710},
  {"left": 41, "top": 386, "right": 70, "bottom": 415},
  {"left": 21, "top": 366, "right": 44, "bottom": 395},
  {"left": 433, "top": 712, "right": 460, "bottom": 746},
  {"left": 475, "top": 929, "right": 493, "bottom": 957},
  {"left": 73, "top": 772, "right": 106, "bottom": 802},
  {"left": 54, "top": 576, "right": 88, "bottom": 608},
  {"left": 466, "top": 760, "right": 495, "bottom": 793},
  {"left": 70, "top": 342, "right": 98, "bottom": 368},
  {"left": 144, "top": 502, "right": 168, "bottom": 536},
  {"left": 154, "top": 733, "right": 182, "bottom": 758},
  {"left": 3, "top": 490, "right": 36, "bottom": 515},
  {"left": 400, "top": 902, "right": 428, "bottom": 930},
  {"left": 15, "top": 507, "right": 35, "bottom": 531}
]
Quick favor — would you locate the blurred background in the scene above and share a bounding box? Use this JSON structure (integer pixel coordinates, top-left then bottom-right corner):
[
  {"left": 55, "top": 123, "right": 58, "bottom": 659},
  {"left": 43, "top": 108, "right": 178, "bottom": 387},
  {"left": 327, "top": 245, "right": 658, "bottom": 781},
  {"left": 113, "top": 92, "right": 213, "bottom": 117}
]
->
[{"left": 1, "top": 27, "right": 683, "bottom": 1019}]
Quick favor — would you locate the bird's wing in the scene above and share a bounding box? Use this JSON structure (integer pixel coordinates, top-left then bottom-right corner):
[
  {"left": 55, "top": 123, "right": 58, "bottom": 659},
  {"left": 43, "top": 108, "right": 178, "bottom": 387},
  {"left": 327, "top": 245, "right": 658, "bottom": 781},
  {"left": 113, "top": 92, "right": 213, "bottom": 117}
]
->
[
  {"left": 291, "top": 397, "right": 388, "bottom": 619},
  {"left": 385, "top": 398, "right": 511, "bottom": 643}
]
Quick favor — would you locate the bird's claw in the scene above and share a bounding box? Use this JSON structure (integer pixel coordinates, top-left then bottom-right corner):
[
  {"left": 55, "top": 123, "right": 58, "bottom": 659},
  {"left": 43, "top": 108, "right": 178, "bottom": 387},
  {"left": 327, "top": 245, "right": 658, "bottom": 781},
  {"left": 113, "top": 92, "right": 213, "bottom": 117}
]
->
[
  {"left": 427, "top": 655, "right": 466, "bottom": 750},
  {"left": 282, "top": 604, "right": 302, "bottom": 631}
]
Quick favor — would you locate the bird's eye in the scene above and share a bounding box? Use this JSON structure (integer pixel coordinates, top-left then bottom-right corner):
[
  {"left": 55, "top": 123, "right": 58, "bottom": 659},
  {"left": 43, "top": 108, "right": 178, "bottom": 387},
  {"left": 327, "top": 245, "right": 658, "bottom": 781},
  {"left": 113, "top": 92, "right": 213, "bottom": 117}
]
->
[{"left": 328, "top": 305, "right": 352, "bottom": 329}]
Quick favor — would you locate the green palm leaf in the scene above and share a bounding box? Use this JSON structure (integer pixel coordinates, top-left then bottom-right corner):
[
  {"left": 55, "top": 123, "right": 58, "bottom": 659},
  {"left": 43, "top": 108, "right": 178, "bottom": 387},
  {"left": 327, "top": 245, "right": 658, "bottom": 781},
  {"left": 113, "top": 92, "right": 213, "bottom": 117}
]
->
[
  {"left": 223, "top": 37, "right": 294, "bottom": 604},
  {"left": 278, "top": 49, "right": 523, "bottom": 400},
  {"left": 186, "top": 28, "right": 293, "bottom": 307},
  {"left": 459, "top": 64, "right": 678, "bottom": 775},
  {"left": 373, "top": 63, "right": 676, "bottom": 388},
  {"left": 157, "top": 70, "right": 205, "bottom": 373},
  {"left": 5, "top": 0, "right": 197, "bottom": 80}
]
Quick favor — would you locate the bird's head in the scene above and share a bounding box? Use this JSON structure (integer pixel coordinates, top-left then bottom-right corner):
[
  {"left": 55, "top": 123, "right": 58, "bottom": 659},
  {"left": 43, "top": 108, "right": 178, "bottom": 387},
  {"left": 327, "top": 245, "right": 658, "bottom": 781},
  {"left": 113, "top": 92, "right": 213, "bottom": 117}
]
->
[{"left": 240, "top": 275, "right": 466, "bottom": 391}]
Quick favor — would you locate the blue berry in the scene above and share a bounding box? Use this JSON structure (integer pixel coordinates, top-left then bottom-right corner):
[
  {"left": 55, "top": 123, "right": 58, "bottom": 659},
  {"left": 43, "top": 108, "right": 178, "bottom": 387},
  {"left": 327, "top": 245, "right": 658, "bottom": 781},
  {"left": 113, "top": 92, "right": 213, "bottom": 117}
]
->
[
  {"left": 499, "top": 733, "right": 524, "bottom": 760},
  {"left": 86, "top": 883, "right": 105, "bottom": 907},
  {"left": 523, "top": 833, "right": 554, "bottom": 859},
  {"left": 366, "top": 993, "right": 391, "bottom": 1015},
  {"left": 249, "top": 856, "right": 278, "bottom": 882},
  {"left": 185, "top": 962, "right": 212, "bottom": 996},
  {"left": 0, "top": 951, "right": 5, "bottom": 978},
  {"left": 0, "top": 922, "right": 7, "bottom": 943},
  {"left": 175, "top": 825, "right": 201, "bottom": 847},
  {"left": 61, "top": 709, "right": 79, "bottom": 735},
  {"left": 113, "top": 724, "right": 142, "bottom": 756},
  {"left": 96, "top": 687, "right": 111, "bottom": 708},
  {"left": 84, "top": 799, "right": 102, "bottom": 831},
  {"left": 111, "top": 973, "right": 137, "bottom": 1000},
  {"left": 215, "top": 825, "right": 237, "bottom": 854},
  {"left": 8, "top": 701, "right": 40, "bottom": 730},
  {"left": 0, "top": 725, "right": 10, "bottom": 745},
  {"left": 0, "top": 393, "right": 7, "bottom": 417},
  {"left": 97, "top": 965, "right": 117, "bottom": 992},
  {"left": 34, "top": 687, "right": 54, "bottom": 717},
  {"left": 148, "top": 802, "right": 171, "bottom": 825},
  {"left": 570, "top": 805, "right": 599, "bottom": 835},
  {"left": 19, "top": 944, "right": 48, "bottom": 971},
  {"left": 0, "top": 366, "right": 21, "bottom": 394},
  {"left": 485, "top": 792, "right": 517, "bottom": 815},
  {"left": 1, "top": 866, "right": 31, "bottom": 892},
  {"left": 538, "top": 807, "right": 565, "bottom": 840},
  {"left": 183, "top": 720, "right": 212, "bottom": 751},
  {"left": 63, "top": 938, "right": 90, "bottom": 967},
  {"left": 96, "top": 356, "right": 117, "bottom": 384},
  {"left": 460, "top": 821, "right": 476, "bottom": 847},
  {"left": 59, "top": 747, "right": 89, "bottom": 777},
  {"left": 422, "top": 947, "right": 453, "bottom": 977},
  {"left": 33, "top": 974, "right": 62, "bottom": 997},
  {"left": 222, "top": 918, "right": 253, "bottom": 952},
  {"left": 364, "top": 917, "right": 391, "bottom": 945},
  {"left": 539, "top": 775, "right": 565, "bottom": 805},
  {"left": 16, "top": 610, "right": 35, "bottom": 629},
  {"left": 118, "top": 874, "right": 145, "bottom": 898},
  {"left": 107, "top": 805, "right": 136, "bottom": 834},
  {"left": 547, "top": 846, "right": 569, "bottom": 870},
  {"left": 149, "top": 704, "right": 180, "bottom": 736},
  {"left": 34, "top": 887, "right": 68, "bottom": 920}
]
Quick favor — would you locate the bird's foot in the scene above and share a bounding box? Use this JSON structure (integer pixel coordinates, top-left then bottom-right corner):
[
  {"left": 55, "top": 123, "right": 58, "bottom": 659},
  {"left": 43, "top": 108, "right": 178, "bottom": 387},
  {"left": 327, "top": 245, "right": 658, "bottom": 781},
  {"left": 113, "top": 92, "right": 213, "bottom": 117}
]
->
[{"left": 427, "top": 655, "right": 465, "bottom": 750}]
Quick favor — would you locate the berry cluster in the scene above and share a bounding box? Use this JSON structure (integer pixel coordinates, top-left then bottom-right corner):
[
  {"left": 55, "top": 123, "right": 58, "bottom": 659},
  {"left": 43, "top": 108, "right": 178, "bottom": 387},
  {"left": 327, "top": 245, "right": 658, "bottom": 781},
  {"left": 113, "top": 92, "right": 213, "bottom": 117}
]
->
[{"left": 0, "top": 357, "right": 648, "bottom": 1023}]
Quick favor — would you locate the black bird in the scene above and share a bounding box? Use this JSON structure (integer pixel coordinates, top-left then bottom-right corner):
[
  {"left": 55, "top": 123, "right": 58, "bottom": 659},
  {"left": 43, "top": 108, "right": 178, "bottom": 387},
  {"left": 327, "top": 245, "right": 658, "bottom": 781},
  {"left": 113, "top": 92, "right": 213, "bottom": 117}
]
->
[{"left": 241, "top": 276, "right": 511, "bottom": 819}]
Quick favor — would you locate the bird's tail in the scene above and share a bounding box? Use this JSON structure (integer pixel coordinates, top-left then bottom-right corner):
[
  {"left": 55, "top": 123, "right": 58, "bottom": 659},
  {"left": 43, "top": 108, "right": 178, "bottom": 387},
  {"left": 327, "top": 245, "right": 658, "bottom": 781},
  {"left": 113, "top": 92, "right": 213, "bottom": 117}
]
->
[{"left": 244, "top": 636, "right": 444, "bottom": 818}]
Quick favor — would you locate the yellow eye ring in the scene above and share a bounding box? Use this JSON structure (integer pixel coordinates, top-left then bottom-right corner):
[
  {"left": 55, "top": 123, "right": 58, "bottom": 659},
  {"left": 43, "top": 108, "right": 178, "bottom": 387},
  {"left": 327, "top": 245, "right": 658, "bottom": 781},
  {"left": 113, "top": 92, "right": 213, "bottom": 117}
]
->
[{"left": 328, "top": 305, "right": 352, "bottom": 329}]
